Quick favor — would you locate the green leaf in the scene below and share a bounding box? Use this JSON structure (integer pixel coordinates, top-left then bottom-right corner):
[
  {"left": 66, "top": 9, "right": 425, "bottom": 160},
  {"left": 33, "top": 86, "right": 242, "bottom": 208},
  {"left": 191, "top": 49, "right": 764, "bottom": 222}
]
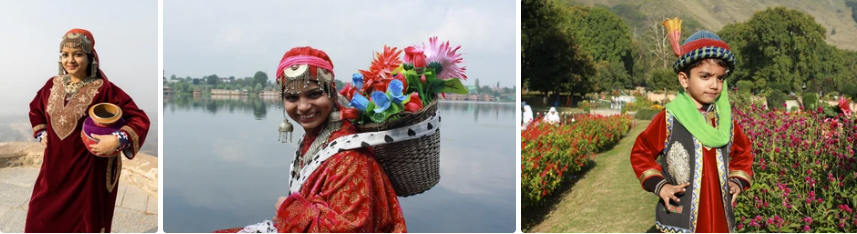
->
[
  {"left": 367, "top": 95, "right": 402, "bottom": 123},
  {"left": 434, "top": 78, "right": 469, "bottom": 94}
]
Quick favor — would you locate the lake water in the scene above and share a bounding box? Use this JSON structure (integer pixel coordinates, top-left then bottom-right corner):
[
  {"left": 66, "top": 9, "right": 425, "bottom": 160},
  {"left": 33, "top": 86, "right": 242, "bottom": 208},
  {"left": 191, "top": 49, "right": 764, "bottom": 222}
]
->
[{"left": 162, "top": 95, "right": 516, "bottom": 233}]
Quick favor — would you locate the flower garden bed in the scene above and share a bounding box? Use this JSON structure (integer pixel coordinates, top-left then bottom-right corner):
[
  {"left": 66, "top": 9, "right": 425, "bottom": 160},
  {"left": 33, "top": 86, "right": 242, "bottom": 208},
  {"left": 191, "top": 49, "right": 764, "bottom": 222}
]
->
[{"left": 521, "top": 114, "right": 633, "bottom": 207}]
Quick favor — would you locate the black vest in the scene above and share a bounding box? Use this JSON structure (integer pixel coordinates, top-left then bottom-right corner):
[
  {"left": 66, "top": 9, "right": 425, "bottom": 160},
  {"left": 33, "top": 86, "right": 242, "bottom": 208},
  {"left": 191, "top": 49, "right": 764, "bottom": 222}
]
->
[{"left": 654, "top": 110, "right": 735, "bottom": 233}]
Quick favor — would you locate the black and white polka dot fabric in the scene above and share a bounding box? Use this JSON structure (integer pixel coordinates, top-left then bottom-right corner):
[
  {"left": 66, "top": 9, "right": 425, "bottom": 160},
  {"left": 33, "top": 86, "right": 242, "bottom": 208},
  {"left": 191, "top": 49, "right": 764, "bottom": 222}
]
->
[
  {"left": 288, "top": 111, "right": 441, "bottom": 194},
  {"left": 236, "top": 219, "right": 276, "bottom": 233}
]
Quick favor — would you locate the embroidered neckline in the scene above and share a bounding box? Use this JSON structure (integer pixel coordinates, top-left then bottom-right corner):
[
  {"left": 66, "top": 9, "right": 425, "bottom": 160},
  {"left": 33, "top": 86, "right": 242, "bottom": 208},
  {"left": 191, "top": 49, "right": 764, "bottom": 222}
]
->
[
  {"left": 62, "top": 75, "right": 98, "bottom": 102},
  {"left": 46, "top": 76, "right": 103, "bottom": 140}
]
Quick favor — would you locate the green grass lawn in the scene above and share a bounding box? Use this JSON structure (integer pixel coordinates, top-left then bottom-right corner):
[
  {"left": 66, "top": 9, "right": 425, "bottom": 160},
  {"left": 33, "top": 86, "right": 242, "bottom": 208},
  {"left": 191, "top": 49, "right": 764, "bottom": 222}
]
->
[{"left": 524, "top": 120, "right": 661, "bottom": 233}]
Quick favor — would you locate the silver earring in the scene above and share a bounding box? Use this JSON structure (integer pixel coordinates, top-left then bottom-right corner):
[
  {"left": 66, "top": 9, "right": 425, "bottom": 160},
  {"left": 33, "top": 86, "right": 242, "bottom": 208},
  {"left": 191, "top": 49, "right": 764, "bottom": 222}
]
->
[
  {"left": 278, "top": 107, "right": 294, "bottom": 143},
  {"left": 90, "top": 58, "right": 98, "bottom": 78}
]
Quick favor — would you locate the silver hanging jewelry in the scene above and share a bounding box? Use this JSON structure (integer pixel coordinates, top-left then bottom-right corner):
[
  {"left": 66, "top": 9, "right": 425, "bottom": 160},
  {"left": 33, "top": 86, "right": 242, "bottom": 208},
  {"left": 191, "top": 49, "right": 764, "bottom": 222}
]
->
[
  {"left": 279, "top": 107, "right": 294, "bottom": 143},
  {"left": 90, "top": 57, "right": 98, "bottom": 78}
]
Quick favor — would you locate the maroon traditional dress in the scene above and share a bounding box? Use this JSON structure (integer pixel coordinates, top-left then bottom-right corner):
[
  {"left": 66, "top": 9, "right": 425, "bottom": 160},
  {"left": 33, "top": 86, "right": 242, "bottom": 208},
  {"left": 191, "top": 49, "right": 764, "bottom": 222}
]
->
[
  {"left": 26, "top": 75, "right": 150, "bottom": 233},
  {"left": 214, "top": 120, "right": 407, "bottom": 233},
  {"left": 631, "top": 109, "right": 753, "bottom": 232}
]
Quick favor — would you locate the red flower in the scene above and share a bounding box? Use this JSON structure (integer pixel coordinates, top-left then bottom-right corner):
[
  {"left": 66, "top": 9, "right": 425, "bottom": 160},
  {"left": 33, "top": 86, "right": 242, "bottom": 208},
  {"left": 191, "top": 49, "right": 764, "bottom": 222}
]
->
[
  {"left": 373, "top": 79, "right": 390, "bottom": 93},
  {"left": 339, "top": 82, "right": 356, "bottom": 101},
  {"left": 341, "top": 107, "right": 360, "bottom": 120},
  {"left": 358, "top": 45, "right": 402, "bottom": 93},
  {"left": 405, "top": 93, "right": 423, "bottom": 112},
  {"left": 404, "top": 46, "right": 427, "bottom": 69}
]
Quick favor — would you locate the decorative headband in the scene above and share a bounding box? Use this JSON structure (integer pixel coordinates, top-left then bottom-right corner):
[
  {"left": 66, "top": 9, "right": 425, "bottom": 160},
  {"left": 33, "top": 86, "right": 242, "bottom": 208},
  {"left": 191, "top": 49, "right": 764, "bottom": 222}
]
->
[{"left": 277, "top": 55, "right": 335, "bottom": 97}]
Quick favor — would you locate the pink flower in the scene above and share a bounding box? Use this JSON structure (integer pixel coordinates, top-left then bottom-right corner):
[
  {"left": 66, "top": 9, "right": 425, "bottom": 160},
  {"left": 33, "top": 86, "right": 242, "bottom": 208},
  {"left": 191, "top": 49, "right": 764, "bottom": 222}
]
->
[
  {"left": 829, "top": 173, "right": 835, "bottom": 182},
  {"left": 803, "top": 225, "right": 811, "bottom": 232},
  {"left": 737, "top": 223, "right": 744, "bottom": 230},
  {"left": 755, "top": 215, "right": 763, "bottom": 222},
  {"left": 423, "top": 36, "right": 466, "bottom": 80}
]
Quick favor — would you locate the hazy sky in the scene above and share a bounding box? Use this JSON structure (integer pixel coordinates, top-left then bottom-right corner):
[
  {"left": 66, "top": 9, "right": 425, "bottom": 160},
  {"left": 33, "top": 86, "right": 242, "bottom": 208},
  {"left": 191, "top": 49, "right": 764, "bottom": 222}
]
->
[
  {"left": 0, "top": 0, "right": 158, "bottom": 119},
  {"left": 164, "top": 0, "right": 516, "bottom": 89}
]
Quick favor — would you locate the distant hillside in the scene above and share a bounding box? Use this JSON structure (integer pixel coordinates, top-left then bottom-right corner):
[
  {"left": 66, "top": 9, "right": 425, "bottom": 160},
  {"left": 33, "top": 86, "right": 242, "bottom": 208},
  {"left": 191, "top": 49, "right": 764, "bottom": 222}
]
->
[{"left": 566, "top": 0, "right": 857, "bottom": 51}]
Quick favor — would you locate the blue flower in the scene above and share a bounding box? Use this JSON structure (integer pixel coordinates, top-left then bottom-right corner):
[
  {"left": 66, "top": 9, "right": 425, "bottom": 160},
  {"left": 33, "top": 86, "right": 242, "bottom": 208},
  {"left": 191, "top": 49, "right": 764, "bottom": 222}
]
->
[
  {"left": 388, "top": 79, "right": 406, "bottom": 104},
  {"left": 372, "top": 91, "right": 391, "bottom": 113},
  {"left": 352, "top": 73, "right": 364, "bottom": 90},
  {"left": 349, "top": 91, "right": 370, "bottom": 111}
]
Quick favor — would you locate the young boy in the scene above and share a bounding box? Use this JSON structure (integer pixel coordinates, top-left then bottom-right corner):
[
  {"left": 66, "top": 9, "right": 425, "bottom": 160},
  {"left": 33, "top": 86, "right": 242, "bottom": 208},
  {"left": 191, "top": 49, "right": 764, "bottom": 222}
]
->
[{"left": 630, "top": 18, "right": 754, "bottom": 233}]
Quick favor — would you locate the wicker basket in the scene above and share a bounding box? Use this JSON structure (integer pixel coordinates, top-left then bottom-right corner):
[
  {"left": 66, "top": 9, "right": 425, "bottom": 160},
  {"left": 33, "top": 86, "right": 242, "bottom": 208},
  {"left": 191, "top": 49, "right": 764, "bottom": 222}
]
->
[{"left": 355, "top": 100, "right": 441, "bottom": 197}]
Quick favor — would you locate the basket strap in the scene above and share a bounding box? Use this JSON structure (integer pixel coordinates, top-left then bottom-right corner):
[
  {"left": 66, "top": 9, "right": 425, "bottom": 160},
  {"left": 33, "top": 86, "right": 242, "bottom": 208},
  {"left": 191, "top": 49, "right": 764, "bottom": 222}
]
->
[{"left": 288, "top": 111, "right": 441, "bottom": 194}]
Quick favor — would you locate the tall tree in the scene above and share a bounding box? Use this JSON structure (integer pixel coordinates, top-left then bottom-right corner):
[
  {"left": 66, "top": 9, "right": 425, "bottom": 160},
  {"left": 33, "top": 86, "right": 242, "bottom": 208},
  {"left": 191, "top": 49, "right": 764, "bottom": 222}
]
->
[
  {"left": 522, "top": 0, "right": 595, "bottom": 102},
  {"left": 253, "top": 71, "right": 269, "bottom": 87},
  {"left": 566, "top": 6, "right": 634, "bottom": 74},
  {"left": 720, "top": 7, "right": 827, "bottom": 93}
]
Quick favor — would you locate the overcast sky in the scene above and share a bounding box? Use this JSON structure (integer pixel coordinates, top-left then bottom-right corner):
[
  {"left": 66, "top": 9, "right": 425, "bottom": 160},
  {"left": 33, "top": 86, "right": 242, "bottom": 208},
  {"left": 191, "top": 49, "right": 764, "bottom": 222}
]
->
[
  {"left": 164, "top": 0, "right": 515, "bottom": 89},
  {"left": 0, "top": 0, "right": 158, "bottom": 119}
]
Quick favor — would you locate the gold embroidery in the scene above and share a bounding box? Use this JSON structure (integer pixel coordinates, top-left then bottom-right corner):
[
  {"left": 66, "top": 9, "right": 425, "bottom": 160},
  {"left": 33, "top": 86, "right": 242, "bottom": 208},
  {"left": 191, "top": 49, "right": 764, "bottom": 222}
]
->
[
  {"left": 639, "top": 169, "right": 663, "bottom": 184},
  {"left": 106, "top": 155, "right": 122, "bottom": 193},
  {"left": 32, "top": 124, "right": 46, "bottom": 136},
  {"left": 45, "top": 76, "right": 103, "bottom": 140},
  {"left": 729, "top": 170, "right": 752, "bottom": 184},
  {"left": 120, "top": 125, "right": 140, "bottom": 155}
]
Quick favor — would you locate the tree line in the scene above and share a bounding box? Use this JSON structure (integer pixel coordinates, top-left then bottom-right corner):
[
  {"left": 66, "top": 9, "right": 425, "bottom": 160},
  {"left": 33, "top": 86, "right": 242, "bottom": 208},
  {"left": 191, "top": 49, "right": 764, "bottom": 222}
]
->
[
  {"left": 523, "top": 0, "right": 857, "bottom": 105},
  {"left": 164, "top": 71, "right": 275, "bottom": 94}
]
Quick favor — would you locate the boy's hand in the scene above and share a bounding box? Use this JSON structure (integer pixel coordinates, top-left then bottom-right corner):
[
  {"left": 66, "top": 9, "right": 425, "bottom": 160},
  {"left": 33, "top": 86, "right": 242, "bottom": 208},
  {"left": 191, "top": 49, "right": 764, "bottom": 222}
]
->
[
  {"left": 659, "top": 182, "right": 690, "bottom": 212},
  {"left": 729, "top": 181, "right": 742, "bottom": 204}
]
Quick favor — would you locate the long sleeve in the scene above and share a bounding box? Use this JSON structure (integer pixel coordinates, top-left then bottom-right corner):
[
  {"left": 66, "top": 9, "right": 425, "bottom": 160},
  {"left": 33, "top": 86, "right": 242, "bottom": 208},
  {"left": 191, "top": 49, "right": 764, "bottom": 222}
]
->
[
  {"left": 631, "top": 110, "right": 668, "bottom": 192},
  {"left": 105, "top": 83, "right": 150, "bottom": 159},
  {"left": 29, "top": 78, "right": 53, "bottom": 137},
  {"left": 728, "top": 122, "right": 754, "bottom": 190},
  {"left": 276, "top": 150, "right": 406, "bottom": 233}
]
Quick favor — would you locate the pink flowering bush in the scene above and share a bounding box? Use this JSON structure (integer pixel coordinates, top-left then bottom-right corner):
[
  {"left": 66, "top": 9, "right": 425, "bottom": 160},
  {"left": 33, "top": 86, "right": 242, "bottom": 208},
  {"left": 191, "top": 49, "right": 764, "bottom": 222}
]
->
[{"left": 731, "top": 92, "right": 857, "bottom": 232}]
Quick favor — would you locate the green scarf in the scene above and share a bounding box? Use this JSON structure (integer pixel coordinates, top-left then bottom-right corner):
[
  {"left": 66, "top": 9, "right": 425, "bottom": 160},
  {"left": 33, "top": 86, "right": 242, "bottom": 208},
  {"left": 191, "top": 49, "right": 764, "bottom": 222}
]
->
[{"left": 665, "top": 83, "right": 732, "bottom": 148}]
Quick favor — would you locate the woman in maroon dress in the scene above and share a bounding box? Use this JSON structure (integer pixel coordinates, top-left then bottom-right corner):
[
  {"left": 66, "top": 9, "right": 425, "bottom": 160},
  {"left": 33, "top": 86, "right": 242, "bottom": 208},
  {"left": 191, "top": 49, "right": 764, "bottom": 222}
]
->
[{"left": 26, "top": 28, "right": 150, "bottom": 233}]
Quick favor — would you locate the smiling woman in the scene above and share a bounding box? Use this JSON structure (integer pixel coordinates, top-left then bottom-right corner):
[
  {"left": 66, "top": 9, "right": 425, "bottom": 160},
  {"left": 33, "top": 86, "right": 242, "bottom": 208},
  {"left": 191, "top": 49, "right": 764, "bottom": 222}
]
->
[
  {"left": 213, "top": 47, "right": 407, "bottom": 233},
  {"left": 26, "top": 28, "right": 151, "bottom": 233}
]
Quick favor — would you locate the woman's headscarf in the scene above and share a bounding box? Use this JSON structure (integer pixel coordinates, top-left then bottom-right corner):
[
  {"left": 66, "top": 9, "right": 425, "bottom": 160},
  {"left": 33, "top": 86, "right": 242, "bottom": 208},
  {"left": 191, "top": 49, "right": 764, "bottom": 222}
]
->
[
  {"left": 522, "top": 105, "right": 534, "bottom": 128},
  {"left": 59, "top": 28, "right": 106, "bottom": 79},
  {"left": 544, "top": 107, "right": 560, "bottom": 124}
]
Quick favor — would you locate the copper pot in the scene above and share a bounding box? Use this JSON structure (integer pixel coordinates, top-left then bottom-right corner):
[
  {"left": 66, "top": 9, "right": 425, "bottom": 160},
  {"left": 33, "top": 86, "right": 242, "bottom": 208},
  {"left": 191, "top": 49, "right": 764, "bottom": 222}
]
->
[{"left": 89, "top": 103, "right": 123, "bottom": 127}]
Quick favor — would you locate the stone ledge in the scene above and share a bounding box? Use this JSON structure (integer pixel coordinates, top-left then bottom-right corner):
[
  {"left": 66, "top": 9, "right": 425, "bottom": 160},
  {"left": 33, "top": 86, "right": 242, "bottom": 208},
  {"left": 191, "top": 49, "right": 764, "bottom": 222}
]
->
[{"left": 0, "top": 142, "right": 158, "bottom": 198}]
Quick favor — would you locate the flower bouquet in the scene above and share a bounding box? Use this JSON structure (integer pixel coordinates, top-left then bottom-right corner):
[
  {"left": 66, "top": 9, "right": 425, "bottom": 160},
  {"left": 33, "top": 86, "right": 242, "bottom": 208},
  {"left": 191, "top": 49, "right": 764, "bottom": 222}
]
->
[
  {"left": 339, "top": 37, "right": 468, "bottom": 125},
  {"left": 336, "top": 37, "right": 468, "bottom": 196}
]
